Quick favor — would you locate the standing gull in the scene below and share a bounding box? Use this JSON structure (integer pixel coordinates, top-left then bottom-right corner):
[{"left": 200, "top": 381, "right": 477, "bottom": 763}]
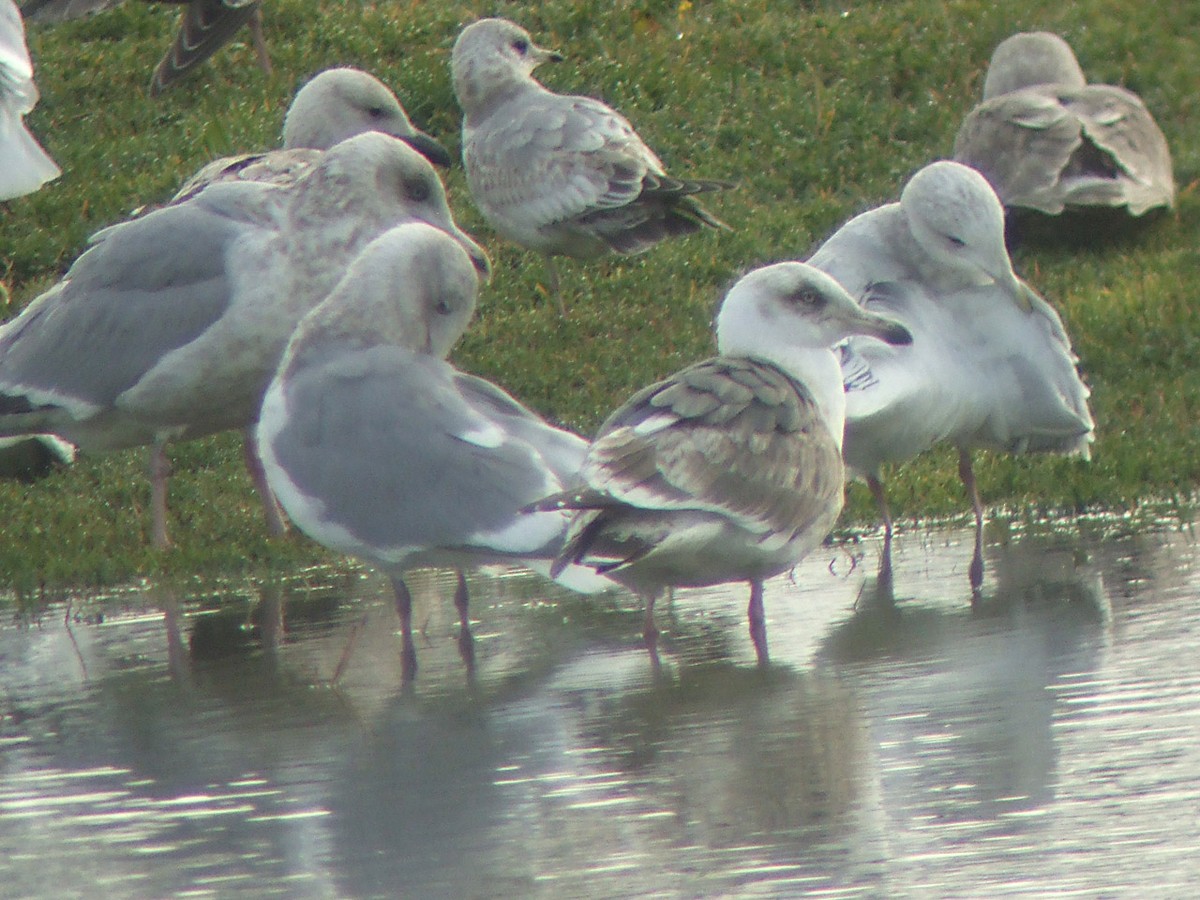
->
[
  {"left": 258, "top": 223, "right": 603, "bottom": 682},
  {"left": 173, "top": 66, "right": 451, "bottom": 202},
  {"left": 809, "top": 160, "right": 1095, "bottom": 592},
  {"left": 531, "top": 262, "right": 912, "bottom": 665},
  {"left": 953, "top": 31, "right": 1174, "bottom": 218},
  {"left": 451, "top": 17, "right": 730, "bottom": 311},
  {"left": 19, "top": 0, "right": 270, "bottom": 95},
  {"left": 0, "top": 133, "right": 489, "bottom": 548},
  {"left": 1, "top": 0, "right": 59, "bottom": 200}
]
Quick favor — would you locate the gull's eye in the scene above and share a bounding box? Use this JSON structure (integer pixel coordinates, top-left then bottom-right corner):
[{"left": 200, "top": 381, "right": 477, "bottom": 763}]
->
[
  {"left": 793, "top": 288, "right": 825, "bottom": 308},
  {"left": 435, "top": 299, "right": 453, "bottom": 315},
  {"left": 947, "top": 235, "right": 967, "bottom": 248},
  {"left": 367, "top": 106, "right": 386, "bottom": 119},
  {"left": 403, "top": 175, "right": 432, "bottom": 203},
  {"left": 512, "top": 38, "right": 529, "bottom": 54}
]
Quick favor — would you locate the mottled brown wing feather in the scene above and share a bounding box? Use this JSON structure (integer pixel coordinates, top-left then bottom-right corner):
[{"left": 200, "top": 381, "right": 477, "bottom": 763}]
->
[{"left": 583, "top": 357, "right": 843, "bottom": 541}]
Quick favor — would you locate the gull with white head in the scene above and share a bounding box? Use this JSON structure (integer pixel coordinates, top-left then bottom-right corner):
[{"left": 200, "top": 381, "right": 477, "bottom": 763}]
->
[
  {"left": 530, "top": 262, "right": 911, "bottom": 665},
  {"left": 1, "top": 0, "right": 59, "bottom": 200},
  {"left": 451, "top": 17, "right": 731, "bottom": 311},
  {"left": 809, "top": 160, "right": 1095, "bottom": 592},
  {"left": 954, "top": 31, "right": 1174, "bottom": 218},
  {"left": 0, "top": 132, "right": 489, "bottom": 548},
  {"left": 258, "top": 223, "right": 604, "bottom": 683},
  {"left": 173, "top": 66, "right": 450, "bottom": 203}
]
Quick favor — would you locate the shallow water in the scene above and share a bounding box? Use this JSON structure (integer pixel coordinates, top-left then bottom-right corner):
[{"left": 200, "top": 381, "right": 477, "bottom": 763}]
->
[{"left": 2, "top": 524, "right": 1199, "bottom": 898}]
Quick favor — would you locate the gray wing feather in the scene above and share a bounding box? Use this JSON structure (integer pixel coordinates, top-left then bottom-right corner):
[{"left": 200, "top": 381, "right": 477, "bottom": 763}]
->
[
  {"left": 1064, "top": 85, "right": 1175, "bottom": 214},
  {"left": 0, "top": 184, "right": 270, "bottom": 417},
  {"left": 452, "top": 371, "right": 587, "bottom": 483},
  {"left": 954, "top": 90, "right": 1084, "bottom": 212},
  {"left": 954, "top": 85, "right": 1174, "bottom": 215},
  {"left": 468, "top": 92, "right": 661, "bottom": 229},
  {"left": 171, "top": 148, "right": 320, "bottom": 203},
  {"left": 272, "top": 348, "right": 564, "bottom": 553}
]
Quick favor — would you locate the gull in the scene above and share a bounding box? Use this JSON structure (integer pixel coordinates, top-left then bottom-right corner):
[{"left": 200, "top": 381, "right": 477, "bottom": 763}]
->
[
  {"left": 953, "top": 31, "right": 1174, "bottom": 218},
  {"left": 530, "top": 262, "right": 912, "bottom": 665},
  {"left": 0, "top": 133, "right": 490, "bottom": 548},
  {"left": 19, "top": 0, "right": 271, "bottom": 95},
  {"left": 1, "top": 0, "right": 60, "bottom": 200},
  {"left": 257, "top": 222, "right": 604, "bottom": 682},
  {"left": 451, "top": 17, "right": 730, "bottom": 311},
  {"left": 809, "top": 160, "right": 1095, "bottom": 592},
  {"left": 172, "top": 66, "right": 451, "bottom": 202}
]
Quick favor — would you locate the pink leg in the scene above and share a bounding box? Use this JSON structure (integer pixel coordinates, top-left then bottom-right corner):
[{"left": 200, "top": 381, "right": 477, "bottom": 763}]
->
[
  {"left": 542, "top": 253, "right": 567, "bottom": 316},
  {"left": 643, "top": 592, "right": 660, "bottom": 647},
  {"left": 391, "top": 576, "right": 417, "bottom": 684},
  {"left": 244, "top": 427, "right": 288, "bottom": 537},
  {"left": 868, "top": 474, "right": 894, "bottom": 587},
  {"left": 149, "top": 443, "right": 172, "bottom": 550},
  {"left": 454, "top": 570, "right": 476, "bottom": 676},
  {"left": 958, "top": 449, "right": 985, "bottom": 595},
  {"left": 748, "top": 579, "right": 769, "bottom": 666},
  {"left": 249, "top": 6, "right": 272, "bottom": 74}
]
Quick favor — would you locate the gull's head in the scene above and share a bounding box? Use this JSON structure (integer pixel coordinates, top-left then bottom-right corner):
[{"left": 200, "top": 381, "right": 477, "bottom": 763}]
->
[
  {"left": 298, "top": 132, "right": 491, "bottom": 280},
  {"left": 982, "top": 32, "right": 1086, "bottom": 99},
  {"left": 716, "top": 262, "right": 912, "bottom": 356},
  {"left": 900, "top": 160, "right": 1021, "bottom": 298},
  {"left": 314, "top": 223, "right": 480, "bottom": 359},
  {"left": 282, "top": 67, "right": 452, "bottom": 167},
  {"left": 452, "top": 18, "right": 563, "bottom": 116}
]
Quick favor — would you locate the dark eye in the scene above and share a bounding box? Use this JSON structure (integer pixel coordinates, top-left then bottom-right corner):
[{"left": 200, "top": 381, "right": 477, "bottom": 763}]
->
[
  {"left": 435, "top": 299, "right": 453, "bottom": 315},
  {"left": 947, "top": 235, "right": 966, "bottom": 248},
  {"left": 794, "top": 288, "right": 825, "bottom": 308},
  {"left": 512, "top": 38, "right": 529, "bottom": 54},
  {"left": 366, "top": 106, "right": 385, "bottom": 119},
  {"left": 403, "top": 176, "right": 431, "bottom": 202}
]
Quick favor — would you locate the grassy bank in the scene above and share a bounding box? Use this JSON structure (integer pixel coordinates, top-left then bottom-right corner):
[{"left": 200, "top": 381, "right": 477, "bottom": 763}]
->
[{"left": 1, "top": 0, "right": 1197, "bottom": 591}]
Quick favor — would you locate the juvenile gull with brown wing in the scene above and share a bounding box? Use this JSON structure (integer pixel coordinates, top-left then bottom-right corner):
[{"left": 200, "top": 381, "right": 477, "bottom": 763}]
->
[{"left": 532, "top": 262, "right": 911, "bottom": 664}]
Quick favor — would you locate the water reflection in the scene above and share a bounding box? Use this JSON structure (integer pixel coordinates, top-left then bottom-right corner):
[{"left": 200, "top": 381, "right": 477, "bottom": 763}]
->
[{"left": 2, "top": 524, "right": 1199, "bottom": 896}]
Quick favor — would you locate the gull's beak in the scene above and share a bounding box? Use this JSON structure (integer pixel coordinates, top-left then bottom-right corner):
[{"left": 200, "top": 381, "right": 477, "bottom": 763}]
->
[
  {"left": 401, "top": 130, "right": 453, "bottom": 169},
  {"left": 987, "top": 262, "right": 1033, "bottom": 313},
  {"left": 1013, "top": 278, "right": 1038, "bottom": 314},
  {"left": 453, "top": 228, "right": 492, "bottom": 282},
  {"left": 849, "top": 305, "right": 913, "bottom": 346}
]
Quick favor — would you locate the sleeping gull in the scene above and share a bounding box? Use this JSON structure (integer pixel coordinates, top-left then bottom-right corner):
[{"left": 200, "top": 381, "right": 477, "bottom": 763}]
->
[
  {"left": 0, "top": 132, "right": 489, "bottom": 548},
  {"left": 953, "top": 31, "right": 1174, "bottom": 218},
  {"left": 173, "top": 66, "right": 451, "bottom": 202},
  {"left": 451, "top": 17, "right": 730, "bottom": 311},
  {"left": 530, "top": 262, "right": 912, "bottom": 665},
  {"left": 19, "top": 0, "right": 270, "bottom": 95},
  {"left": 809, "top": 160, "right": 1095, "bottom": 592},
  {"left": 257, "top": 222, "right": 604, "bottom": 682},
  {"left": 1, "top": 0, "right": 60, "bottom": 200}
]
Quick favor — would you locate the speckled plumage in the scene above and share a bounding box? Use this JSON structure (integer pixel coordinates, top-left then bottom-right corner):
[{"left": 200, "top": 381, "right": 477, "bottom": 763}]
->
[
  {"left": 452, "top": 17, "right": 729, "bottom": 263},
  {"left": 172, "top": 67, "right": 450, "bottom": 203},
  {"left": 954, "top": 32, "right": 1174, "bottom": 216},
  {"left": 535, "top": 262, "right": 912, "bottom": 663},
  {"left": 0, "top": 133, "right": 487, "bottom": 546}
]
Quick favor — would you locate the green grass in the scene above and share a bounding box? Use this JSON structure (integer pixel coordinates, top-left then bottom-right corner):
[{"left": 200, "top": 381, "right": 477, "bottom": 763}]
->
[{"left": 1, "top": 0, "right": 1197, "bottom": 591}]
